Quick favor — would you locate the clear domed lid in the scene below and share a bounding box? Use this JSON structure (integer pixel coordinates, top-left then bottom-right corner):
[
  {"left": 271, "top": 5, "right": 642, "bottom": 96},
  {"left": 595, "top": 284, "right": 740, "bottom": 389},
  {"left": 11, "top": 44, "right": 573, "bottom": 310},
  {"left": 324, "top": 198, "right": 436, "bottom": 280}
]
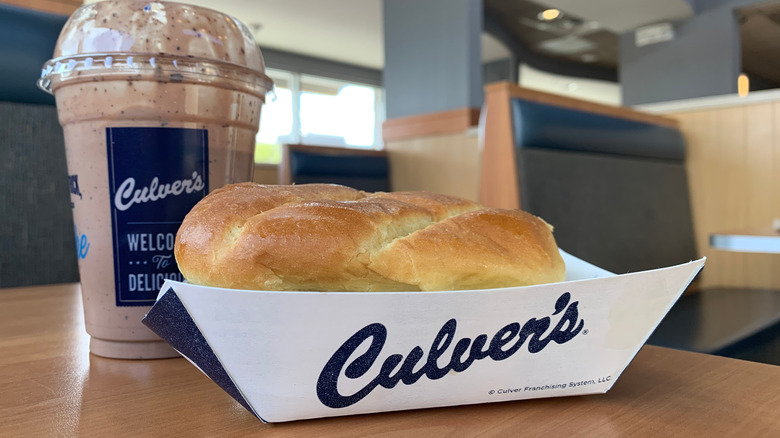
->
[{"left": 39, "top": 0, "right": 272, "bottom": 96}]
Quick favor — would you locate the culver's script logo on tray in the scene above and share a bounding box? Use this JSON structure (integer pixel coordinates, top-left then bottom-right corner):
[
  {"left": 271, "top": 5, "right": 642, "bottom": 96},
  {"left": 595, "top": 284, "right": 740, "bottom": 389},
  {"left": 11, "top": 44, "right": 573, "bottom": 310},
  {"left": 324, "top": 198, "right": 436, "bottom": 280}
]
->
[
  {"left": 107, "top": 127, "right": 208, "bottom": 306},
  {"left": 317, "top": 292, "right": 584, "bottom": 408}
]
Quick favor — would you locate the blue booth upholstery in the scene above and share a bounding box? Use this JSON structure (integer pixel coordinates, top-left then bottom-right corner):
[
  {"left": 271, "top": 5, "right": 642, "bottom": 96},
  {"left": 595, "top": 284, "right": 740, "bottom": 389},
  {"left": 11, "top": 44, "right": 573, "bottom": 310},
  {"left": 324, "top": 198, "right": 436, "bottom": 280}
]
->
[
  {"left": 511, "top": 98, "right": 697, "bottom": 274},
  {"left": 0, "top": 5, "right": 77, "bottom": 288},
  {"left": 281, "top": 144, "right": 390, "bottom": 192},
  {"left": 0, "top": 4, "right": 64, "bottom": 106},
  {"left": 508, "top": 93, "right": 780, "bottom": 365}
]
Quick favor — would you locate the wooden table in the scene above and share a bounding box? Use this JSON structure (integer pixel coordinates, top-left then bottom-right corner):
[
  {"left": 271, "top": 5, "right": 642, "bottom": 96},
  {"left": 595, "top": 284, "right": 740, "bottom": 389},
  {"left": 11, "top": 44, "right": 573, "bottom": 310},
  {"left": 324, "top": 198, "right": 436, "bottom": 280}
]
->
[
  {"left": 2, "top": 284, "right": 780, "bottom": 437},
  {"left": 710, "top": 227, "right": 780, "bottom": 254}
]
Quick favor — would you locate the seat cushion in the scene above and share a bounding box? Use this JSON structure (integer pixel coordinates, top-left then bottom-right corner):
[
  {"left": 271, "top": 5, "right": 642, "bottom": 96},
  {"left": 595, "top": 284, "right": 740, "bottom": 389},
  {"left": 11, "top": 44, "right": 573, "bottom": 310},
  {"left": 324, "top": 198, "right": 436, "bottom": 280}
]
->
[
  {"left": 517, "top": 147, "right": 698, "bottom": 274},
  {"left": 0, "top": 101, "right": 78, "bottom": 287}
]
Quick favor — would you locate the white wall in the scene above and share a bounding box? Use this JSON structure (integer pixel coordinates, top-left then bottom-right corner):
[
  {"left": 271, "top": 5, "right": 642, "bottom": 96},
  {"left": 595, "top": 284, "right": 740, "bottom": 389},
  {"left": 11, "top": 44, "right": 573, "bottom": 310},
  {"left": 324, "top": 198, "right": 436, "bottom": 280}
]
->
[{"left": 519, "top": 63, "right": 622, "bottom": 106}]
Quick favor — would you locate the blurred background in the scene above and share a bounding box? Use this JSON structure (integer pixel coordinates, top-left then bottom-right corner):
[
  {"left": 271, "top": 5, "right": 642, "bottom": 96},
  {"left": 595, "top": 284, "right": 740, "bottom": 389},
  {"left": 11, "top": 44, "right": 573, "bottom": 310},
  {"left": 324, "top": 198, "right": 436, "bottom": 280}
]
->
[{"left": 7, "top": 0, "right": 778, "bottom": 159}]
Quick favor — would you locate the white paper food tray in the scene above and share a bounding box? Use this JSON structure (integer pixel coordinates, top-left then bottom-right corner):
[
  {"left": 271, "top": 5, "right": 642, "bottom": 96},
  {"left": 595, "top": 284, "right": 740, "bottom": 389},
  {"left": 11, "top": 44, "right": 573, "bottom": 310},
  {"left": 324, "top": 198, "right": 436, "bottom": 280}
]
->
[{"left": 142, "top": 251, "right": 704, "bottom": 423}]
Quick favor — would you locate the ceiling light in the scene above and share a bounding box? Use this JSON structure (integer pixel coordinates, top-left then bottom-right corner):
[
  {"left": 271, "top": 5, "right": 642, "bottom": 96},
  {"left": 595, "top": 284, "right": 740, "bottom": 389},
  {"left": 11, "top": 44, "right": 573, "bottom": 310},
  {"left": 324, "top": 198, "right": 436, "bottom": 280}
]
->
[
  {"left": 538, "top": 9, "right": 561, "bottom": 21},
  {"left": 581, "top": 54, "right": 598, "bottom": 63}
]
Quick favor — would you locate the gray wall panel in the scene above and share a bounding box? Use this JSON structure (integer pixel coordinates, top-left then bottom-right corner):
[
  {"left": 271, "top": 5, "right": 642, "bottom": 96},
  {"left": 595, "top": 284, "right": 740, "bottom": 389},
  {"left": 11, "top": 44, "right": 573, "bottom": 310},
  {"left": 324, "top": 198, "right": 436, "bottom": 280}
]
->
[
  {"left": 620, "top": 5, "right": 740, "bottom": 105},
  {"left": 383, "top": 0, "right": 482, "bottom": 119},
  {"left": 621, "top": 0, "right": 767, "bottom": 105}
]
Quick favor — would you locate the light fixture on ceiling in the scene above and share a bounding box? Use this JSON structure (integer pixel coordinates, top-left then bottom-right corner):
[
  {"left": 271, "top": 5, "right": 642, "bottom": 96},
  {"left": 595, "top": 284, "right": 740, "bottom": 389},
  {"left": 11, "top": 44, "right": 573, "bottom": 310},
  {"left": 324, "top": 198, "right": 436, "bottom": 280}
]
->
[
  {"left": 581, "top": 54, "right": 598, "bottom": 63},
  {"left": 538, "top": 36, "right": 595, "bottom": 55},
  {"left": 581, "top": 21, "right": 601, "bottom": 31},
  {"left": 538, "top": 9, "right": 561, "bottom": 21},
  {"left": 635, "top": 23, "right": 674, "bottom": 47}
]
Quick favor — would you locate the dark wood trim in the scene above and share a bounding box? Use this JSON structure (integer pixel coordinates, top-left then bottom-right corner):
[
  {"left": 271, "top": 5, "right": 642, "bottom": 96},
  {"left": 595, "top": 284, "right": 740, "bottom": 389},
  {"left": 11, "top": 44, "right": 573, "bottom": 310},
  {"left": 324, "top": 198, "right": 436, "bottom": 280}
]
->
[{"left": 382, "top": 108, "right": 480, "bottom": 142}]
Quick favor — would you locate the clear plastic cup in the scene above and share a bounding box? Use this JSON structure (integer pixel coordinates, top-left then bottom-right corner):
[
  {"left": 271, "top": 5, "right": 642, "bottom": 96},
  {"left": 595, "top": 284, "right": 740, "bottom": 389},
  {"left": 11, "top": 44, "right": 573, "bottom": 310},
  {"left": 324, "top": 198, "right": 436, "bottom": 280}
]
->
[{"left": 38, "top": 0, "right": 272, "bottom": 359}]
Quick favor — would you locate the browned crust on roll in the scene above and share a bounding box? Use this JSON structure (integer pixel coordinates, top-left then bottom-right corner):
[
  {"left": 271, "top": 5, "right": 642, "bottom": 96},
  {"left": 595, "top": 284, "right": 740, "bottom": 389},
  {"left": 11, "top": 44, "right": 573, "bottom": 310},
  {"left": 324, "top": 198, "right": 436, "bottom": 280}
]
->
[{"left": 175, "top": 183, "right": 565, "bottom": 291}]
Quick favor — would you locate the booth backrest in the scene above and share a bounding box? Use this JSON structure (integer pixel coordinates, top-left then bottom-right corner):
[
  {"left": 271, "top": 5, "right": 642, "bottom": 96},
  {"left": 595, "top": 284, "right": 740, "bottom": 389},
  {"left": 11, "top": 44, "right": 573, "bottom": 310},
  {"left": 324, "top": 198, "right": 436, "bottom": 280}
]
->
[
  {"left": 511, "top": 99, "right": 685, "bottom": 161},
  {"left": 512, "top": 99, "right": 697, "bottom": 273},
  {"left": 481, "top": 84, "right": 780, "bottom": 363},
  {"left": 279, "top": 144, "right": 390, "bottom": 192},
  {"left": 480, "top": 83, "right": 697, "bottom": 274},
  {"left": 0, "top": 4, "right": 65, "bottom": 106},
  {"left": 0, "top": 5, "right": 77, "bottom": 288}
]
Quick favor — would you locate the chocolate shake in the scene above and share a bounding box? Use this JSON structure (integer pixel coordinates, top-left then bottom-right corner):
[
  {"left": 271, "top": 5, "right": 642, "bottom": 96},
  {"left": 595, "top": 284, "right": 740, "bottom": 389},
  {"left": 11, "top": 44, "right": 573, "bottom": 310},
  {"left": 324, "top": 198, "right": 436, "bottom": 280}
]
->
[{"left": 39, "top": 0, "right": 272, "bottom": 359}]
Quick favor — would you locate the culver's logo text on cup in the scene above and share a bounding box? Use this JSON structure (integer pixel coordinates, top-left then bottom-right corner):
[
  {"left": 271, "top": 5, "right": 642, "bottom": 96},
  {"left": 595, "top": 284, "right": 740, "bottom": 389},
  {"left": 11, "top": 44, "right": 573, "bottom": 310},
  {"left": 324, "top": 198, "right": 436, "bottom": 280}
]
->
[
  {"left": 113, "top": 171, "right": 205, "bottom": 211},
  {"left": 317, "top": 292, "right": 584, "bottom": 409},
  {"left": 107, "top": 127, "right": 208, "bottom": 306}
]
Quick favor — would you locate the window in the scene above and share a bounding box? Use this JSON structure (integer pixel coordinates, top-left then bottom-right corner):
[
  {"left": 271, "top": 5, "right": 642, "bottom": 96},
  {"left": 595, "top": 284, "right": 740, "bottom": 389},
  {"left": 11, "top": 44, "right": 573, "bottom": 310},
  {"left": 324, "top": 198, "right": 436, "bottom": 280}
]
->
[
  {"left": 256, "top": 70, "right": 294, "bottom": 163},
  {"left": 255, "top": 69, "right": 385, "bottom": 164}
]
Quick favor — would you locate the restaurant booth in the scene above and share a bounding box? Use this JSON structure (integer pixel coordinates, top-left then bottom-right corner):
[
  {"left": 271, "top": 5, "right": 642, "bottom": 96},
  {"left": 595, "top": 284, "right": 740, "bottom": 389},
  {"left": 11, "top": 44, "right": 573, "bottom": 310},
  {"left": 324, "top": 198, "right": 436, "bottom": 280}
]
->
[{"left": 479, "top": 81, "right": 780, "bottom": 364}]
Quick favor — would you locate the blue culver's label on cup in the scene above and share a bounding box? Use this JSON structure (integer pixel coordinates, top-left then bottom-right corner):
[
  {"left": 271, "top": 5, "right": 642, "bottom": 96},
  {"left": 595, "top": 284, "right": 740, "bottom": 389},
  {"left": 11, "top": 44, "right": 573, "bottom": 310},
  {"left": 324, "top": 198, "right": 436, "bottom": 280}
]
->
[{"left": 107, "top": 127, "right": 208, "bottom": 306}]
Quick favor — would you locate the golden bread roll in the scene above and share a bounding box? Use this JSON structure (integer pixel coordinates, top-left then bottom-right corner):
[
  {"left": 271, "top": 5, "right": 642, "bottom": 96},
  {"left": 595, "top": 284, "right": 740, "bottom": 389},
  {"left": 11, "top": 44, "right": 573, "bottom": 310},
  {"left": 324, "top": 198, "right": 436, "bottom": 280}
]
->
[{"left": 174, "top": 183, "right": 565, "bottom": 291}]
